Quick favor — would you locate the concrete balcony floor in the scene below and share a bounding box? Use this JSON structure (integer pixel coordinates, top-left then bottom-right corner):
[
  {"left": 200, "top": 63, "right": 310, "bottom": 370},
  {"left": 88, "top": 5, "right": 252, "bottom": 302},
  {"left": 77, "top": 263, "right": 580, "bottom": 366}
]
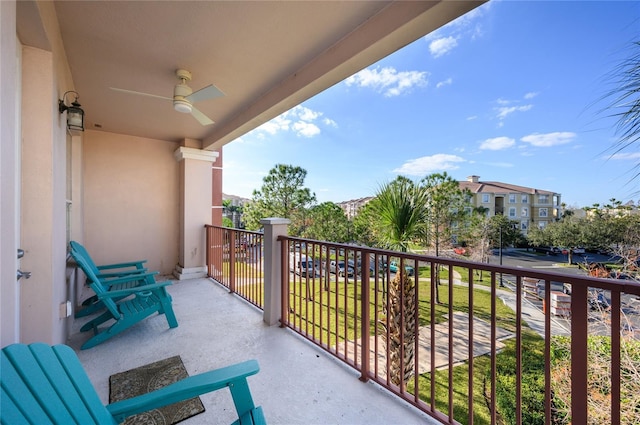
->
[{"left": 69, "top": 278, "right": 437, "bottom": 424}]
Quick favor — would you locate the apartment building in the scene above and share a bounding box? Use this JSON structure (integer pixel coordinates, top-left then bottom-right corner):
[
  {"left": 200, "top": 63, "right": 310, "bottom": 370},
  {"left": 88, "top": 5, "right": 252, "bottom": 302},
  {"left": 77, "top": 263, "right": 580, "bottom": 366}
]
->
[
  {"left": 337, "top": 197, "right": 374, "bottom": 219},
  {"left": 459, "top": 175, "right": 562, "bottom": 233}
]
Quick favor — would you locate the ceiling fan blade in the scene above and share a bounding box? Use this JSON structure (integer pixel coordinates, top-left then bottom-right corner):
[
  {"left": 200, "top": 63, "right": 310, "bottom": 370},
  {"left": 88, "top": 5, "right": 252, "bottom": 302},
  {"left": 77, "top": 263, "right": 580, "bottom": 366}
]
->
[
  {"left": 110, "top": 87, "right": 172, "bottom": 101},
  {"left": 190, "top": 106, "right": 214, "bottom": 126},
  {"left": 185, "top": 84, "right": 225, "bottom": 103}
]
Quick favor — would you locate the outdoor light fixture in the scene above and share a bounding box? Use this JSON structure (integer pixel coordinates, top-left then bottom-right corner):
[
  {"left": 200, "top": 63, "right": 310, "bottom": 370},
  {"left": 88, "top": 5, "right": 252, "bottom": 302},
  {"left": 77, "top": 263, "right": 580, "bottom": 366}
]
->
[{"left": 58, "top": 91, "right": 85, "bottom": 132}]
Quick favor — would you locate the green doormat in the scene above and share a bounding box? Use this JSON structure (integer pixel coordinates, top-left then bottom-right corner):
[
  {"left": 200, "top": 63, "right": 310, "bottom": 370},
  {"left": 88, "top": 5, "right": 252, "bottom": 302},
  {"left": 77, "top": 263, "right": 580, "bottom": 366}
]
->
[{"left": 109, "top": 355, "right": 205, "bottom": 425}]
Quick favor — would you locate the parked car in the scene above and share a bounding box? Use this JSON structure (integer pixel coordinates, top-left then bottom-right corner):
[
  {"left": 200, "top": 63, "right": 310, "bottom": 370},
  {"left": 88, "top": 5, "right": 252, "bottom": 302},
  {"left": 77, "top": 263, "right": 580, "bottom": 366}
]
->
[
  {"left": 387, "top": 260, "right": 415, "bottom": 276},
  {"left": 571, "top": 247, "right": 586, "bottom": 255},
  {"left": 289, "top": 253, "right": 317, "bottom": 277},
  {"left": 453, "top": 247, "right": 467, "bottom": 255},
  {"left": 352, "top": 259, "right": 375, "bottom": 276},
  {"left": 536, "top": 280, "right": 565, "bottom": 298},
  {"left": 329, "top": 260, "right": 354, "bottom": 277}
]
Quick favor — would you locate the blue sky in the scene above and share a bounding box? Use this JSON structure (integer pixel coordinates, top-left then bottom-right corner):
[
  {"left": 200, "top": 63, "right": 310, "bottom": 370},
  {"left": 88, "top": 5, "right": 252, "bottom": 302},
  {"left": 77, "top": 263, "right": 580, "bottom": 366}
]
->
[{"left": 223, "top": 1, "right": 640, "bottom": 209}]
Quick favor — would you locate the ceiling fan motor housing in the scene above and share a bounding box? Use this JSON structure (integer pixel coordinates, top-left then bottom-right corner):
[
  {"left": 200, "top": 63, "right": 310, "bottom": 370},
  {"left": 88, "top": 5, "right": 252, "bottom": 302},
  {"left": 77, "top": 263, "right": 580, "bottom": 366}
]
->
[{"left": 173, "top": 82, "right": 193, "bottom": 113}]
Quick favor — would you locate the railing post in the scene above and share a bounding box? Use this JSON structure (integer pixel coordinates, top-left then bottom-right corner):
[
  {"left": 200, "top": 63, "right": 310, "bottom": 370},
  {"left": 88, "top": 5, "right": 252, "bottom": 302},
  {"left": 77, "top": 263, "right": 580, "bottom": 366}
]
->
[
  {"left": 260, "top": 218, "right": 291, "bottom": 326},
  {"left": 229, "top": 230, "right": 236, "bottom": 293},
  {"left": 360, "top": 252, "right": 371, "bottom": 382},
  {"left": 571, "top": 283, "right": 588, "bottom": 424}
]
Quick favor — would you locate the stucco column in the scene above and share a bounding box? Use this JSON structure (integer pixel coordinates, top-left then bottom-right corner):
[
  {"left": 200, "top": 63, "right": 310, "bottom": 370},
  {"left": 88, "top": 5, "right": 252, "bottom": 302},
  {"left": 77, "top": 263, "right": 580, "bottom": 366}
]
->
[
  {"left": 174, "top": 147, "right": 219, "bottom": 280},
  {"left": 260, "top": 217, "right": 290, "bottom": 325}
]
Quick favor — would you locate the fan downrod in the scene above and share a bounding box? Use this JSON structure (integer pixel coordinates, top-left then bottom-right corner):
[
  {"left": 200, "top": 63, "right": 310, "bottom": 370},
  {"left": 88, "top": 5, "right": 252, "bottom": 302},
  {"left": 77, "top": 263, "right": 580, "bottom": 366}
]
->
[{"left": 176, "top": 69, "right": 192, "bottom": 83}]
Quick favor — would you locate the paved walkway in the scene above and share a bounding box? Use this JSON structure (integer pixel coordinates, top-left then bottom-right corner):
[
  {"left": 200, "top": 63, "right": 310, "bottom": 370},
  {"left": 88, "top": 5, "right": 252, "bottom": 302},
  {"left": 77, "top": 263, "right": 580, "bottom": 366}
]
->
[{"left": 338, "top": 311, "right": 514, "bottom": 375}]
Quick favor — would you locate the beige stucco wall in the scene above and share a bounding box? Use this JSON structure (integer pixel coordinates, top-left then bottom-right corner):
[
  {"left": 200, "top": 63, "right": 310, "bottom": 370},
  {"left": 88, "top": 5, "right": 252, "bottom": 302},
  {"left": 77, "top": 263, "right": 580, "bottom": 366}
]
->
[
  {"left": 82, "top": 130, "right": 180, "bottom": 274},
  {"left": 16, "top": 0, "right": 75, "bottom": 346},
  {"left": 1, "top": 0, "right": 21, "bottom": 347}
]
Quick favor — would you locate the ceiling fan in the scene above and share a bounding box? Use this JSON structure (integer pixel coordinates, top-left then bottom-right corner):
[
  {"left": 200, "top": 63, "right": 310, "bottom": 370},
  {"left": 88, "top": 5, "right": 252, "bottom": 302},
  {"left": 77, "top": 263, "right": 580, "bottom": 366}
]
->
[{"left": 111, "top": 69, "right": 224, "bottom": 125}]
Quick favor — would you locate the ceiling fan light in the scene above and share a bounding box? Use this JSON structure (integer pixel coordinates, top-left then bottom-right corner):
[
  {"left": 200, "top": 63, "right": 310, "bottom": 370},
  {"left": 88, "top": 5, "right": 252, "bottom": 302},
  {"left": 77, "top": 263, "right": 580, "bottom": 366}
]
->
[{"left": 173, "top": 99, "right": 192, "bottom": 114}]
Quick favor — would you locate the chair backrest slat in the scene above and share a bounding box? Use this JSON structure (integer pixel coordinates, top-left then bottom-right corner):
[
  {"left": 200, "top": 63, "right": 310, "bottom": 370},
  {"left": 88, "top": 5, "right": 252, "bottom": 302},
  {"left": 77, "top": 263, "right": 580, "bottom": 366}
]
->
[
  {"left": 70, "top": 250, "right": 121, "bottom": 319},
  {"left": 70, "top": 240, "right": 101, "bottom": 275},
  {"left": 1, "top": 344, "right": 116, "bottom": 424}
]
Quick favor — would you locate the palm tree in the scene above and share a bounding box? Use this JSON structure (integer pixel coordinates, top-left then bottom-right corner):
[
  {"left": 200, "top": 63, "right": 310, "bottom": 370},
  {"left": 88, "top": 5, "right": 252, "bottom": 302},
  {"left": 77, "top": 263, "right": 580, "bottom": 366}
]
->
[
  {"left": 601, "top": 40, "right": 640, "bottom": 187},
  {"left": 370, "top": 176, "right": 427, "bottom": 386}
]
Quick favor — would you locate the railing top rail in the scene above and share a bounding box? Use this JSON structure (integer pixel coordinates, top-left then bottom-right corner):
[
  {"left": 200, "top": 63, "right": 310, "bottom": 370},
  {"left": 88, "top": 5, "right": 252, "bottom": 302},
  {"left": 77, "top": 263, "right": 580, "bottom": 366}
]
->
[
  {"left": 278, "top": 235, "right": 640, "bottom": 296},
  {"left": 205, "top": 224, "right": 264, "bottom": 235}
]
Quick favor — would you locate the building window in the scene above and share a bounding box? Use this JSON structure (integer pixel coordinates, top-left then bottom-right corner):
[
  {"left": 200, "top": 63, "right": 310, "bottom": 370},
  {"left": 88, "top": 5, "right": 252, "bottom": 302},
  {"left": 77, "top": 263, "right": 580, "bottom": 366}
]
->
[
  {"left": 521, "top": 207, "right": 528, "bottom": 217},
  {"left": 539, "top": 208, "right": 548, "bottom": 217},
  {"left": 509, "top": 194, "right": 517, "bottom": 203},
  {"left": 539, "top": 194, "right": 549, "bottom": 204},
  {"left": 521, "top": 221, "right": 528, "bottom": 231},
  {"left": 521, "top": 195, "right": 528, "bottom": 204},
  {"left": 509, "top": 207, "right": 517, "bottom": 218},
  {"left": 451, "top": 235, "right": 458, "bottom": 245},
  {"left": 482, "top": 194, "right": 490, "bottom": 203},
  {"left": 464, "top": 207, "right": 472, "bottom": 215},
  {"left": 539, "top": 221, "right": 547, "bottom": 229}
]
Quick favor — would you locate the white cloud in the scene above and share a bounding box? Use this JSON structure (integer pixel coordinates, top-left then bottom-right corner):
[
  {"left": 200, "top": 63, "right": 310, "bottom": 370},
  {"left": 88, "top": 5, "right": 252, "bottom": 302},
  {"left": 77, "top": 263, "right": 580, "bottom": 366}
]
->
[
  {"left": 480, "top": 136, "right": 515, "bottom": 151},
  {"left": 256, "top": 115, "right": 291, "bottom": 135},
  {"left": 524, "top": 92, "right": 539, "bottom": 99},
  {"left": 345, "top": 66, "right": 428, "bottom": 97},
  {"left": 296, "top": 106, "right": 320, "bottom": 121},
  {"left": 609, "top": 152, "right": 640, "bottom": 160},
  {"left": 393, "top": 154, "right": 466, "bottom": 176},
  {"left": 436, "top": 78, "right": 453, "bottom": 89},
  {"left": 429, "top": 36, "right": 458, "bottom": 58},
  {"left": 496, "top": 104, "right": 533, "bottom": 120},
  {"left": 292, "top": 121, "right": 320, "bottom": 138},
  {"left": 484, "top": 162, "right": 515, "bottom": 168},
  {"left": 250, "top": 105, "right": 334, "bottom": 138},
  {"left": 520, "top": 132, "right": 576, "bottom": 147},
  {"left": 323, "top": 118, "right": 338, "bottom": 127},
  {"left": 426, "top": 2, "right": 491, "bottom": 46}
]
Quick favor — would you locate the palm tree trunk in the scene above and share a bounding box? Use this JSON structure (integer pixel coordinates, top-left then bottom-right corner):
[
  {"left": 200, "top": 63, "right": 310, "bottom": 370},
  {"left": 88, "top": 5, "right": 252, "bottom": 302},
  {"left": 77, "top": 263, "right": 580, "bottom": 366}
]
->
[{"left": 383, "top": 271, "right": 417, "bottom": 387}]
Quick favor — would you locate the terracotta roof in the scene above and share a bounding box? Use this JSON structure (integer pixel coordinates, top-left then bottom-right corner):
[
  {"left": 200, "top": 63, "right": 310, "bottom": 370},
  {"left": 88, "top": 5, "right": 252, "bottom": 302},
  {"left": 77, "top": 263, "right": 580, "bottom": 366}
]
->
[{"left": 459, "top": 180, "right": 557, "bottom": 195}]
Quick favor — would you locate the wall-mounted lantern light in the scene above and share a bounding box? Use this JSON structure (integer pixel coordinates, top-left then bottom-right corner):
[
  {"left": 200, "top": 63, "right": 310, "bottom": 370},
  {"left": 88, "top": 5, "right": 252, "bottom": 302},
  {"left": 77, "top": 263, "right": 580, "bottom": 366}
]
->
[{"left": 58, "top": 91, "right": 84, "bottom": 132}]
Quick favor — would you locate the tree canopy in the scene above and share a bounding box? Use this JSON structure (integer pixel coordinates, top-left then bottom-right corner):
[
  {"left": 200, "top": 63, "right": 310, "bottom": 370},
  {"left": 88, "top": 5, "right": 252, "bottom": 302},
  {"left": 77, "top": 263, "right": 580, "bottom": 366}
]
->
[
  {"left": 369, "top": 176, "right": 428, "bottom": 252},
  {"left": 242, "top": 164, "right": 316, "bottom": 235}
]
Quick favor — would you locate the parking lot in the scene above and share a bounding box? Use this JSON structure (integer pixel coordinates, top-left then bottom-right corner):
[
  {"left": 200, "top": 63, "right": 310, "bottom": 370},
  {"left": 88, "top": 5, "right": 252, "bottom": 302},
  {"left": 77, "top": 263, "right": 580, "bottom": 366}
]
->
[{"left": 494, "top": 249, "right": 640, "bottom": 338}]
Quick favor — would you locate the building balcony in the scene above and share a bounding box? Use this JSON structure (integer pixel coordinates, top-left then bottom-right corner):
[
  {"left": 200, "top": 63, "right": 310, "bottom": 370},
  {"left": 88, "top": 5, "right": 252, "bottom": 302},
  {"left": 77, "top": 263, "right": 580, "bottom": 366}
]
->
[{"left": 68, "top": 224, "right": 640, "bottom": 424}]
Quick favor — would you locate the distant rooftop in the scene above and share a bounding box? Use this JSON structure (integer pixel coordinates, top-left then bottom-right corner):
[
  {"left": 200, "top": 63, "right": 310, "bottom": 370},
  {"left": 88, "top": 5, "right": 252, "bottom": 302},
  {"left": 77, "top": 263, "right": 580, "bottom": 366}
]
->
[{"left": 459, "top": 175, "right": 558, "bottom": 195}]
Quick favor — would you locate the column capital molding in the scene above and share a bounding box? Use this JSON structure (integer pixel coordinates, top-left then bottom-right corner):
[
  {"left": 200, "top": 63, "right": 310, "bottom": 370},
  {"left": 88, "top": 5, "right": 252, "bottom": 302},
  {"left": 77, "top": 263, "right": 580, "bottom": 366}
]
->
[{"left": 174, "top": 147, "right": 219, "bottom": 163}]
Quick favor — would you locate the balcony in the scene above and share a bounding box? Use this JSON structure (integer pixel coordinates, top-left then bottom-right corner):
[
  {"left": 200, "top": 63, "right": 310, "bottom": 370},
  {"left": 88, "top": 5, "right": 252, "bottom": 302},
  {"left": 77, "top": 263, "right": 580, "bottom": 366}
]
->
[
  {"left": 69, "top": 224, "right": 640, "bottom": 424},
  {"left": 70, "top": 276, "right": 434, "bottom": 424}
]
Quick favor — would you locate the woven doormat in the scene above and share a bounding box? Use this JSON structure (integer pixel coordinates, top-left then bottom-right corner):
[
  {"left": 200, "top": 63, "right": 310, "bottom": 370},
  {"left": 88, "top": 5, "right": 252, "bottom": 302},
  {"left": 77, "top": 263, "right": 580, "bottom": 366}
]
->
[{"left": 109, "top": 355, "right": 205, "bottom": 425}]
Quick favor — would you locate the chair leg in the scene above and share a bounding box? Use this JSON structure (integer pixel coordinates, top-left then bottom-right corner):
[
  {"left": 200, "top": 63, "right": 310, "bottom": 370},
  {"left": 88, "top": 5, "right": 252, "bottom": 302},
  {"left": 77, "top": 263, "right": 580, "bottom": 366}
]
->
[
  {"left": 79, "top": 310, "right": 114, "bottom": 333},
  {"left": 81, "top": 321, "right": 127, "bottom": 349}
]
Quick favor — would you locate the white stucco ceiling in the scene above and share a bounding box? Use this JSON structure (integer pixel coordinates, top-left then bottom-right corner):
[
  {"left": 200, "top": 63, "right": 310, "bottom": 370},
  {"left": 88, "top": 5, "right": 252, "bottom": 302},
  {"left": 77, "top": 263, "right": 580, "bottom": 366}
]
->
[{"left": 51, "top": 1, "right": 483, "bottom": 150}]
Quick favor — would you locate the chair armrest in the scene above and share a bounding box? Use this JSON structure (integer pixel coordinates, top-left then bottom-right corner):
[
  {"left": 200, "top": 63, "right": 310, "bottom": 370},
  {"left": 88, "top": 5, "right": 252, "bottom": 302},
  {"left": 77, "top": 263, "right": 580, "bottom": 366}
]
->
[
  {"left": 102, "top": 281, "right": 172, "bottom": 299},
  {"left": 106, "top": 360, "right": 261, "bottom": 424},
  {"left": 96, "top": 260, "right": 147, "bottom": 271}
]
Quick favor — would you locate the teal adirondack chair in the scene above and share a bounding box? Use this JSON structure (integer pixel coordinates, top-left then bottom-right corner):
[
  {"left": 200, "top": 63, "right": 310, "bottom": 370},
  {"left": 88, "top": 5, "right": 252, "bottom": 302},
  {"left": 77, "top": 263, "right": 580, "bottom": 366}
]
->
[
  {"left": 1, "top": 343, "right": 266, "bottom": 425},
  {"left": 70, "top": 241, "right": 151, "bottom": 317},
  {"left": 70, "top": 241, "right": 148, "bottom": 278},
  {"left": 70, "top": 250, "right": 178, "bottom": 349}
]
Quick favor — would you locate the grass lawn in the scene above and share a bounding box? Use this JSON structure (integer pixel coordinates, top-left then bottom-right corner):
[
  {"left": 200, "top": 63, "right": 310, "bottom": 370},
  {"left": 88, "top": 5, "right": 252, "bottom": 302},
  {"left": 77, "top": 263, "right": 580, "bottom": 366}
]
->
[{"left": 219, "top": 260, "right": 540, "bottom": 424}]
